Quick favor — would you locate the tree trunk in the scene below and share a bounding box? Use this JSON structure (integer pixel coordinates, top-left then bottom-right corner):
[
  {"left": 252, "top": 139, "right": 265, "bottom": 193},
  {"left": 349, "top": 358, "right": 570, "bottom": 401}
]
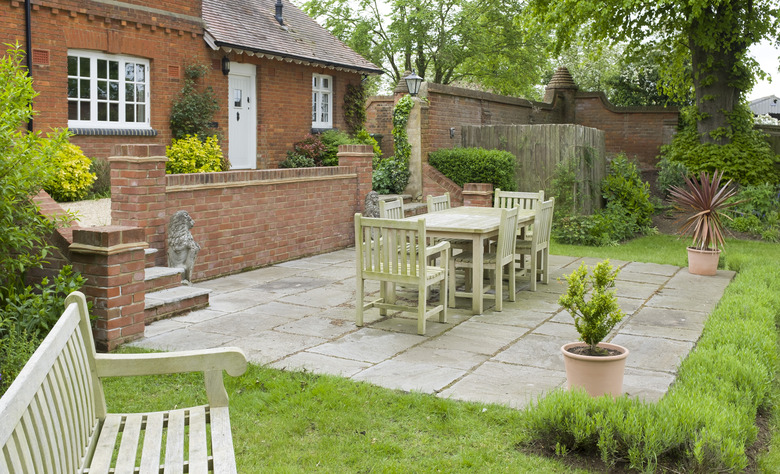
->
[{"left": 689, "top": 14, "right": 746, "bottom": 145}]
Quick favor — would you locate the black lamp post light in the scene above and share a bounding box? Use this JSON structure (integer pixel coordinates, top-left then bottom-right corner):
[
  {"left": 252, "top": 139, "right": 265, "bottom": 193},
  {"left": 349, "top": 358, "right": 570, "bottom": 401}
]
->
[
  {"left": 404, "top": 70, "right": 423, "bottom": 96},
  {"left": 222, "top": 56, "right": 231, "bottom": 75}
]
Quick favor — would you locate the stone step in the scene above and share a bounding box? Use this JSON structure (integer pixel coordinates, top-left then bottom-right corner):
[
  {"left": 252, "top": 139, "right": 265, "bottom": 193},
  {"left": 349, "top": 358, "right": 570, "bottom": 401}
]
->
[
  {"left": 144, "top": 248, "right": 158, "bottom": 268},
  {"left": 145, "top": 266, "right": 184, "bottom": 293},
  {"left": 144, "top": 286, "right": 211, "bottom": 324}
]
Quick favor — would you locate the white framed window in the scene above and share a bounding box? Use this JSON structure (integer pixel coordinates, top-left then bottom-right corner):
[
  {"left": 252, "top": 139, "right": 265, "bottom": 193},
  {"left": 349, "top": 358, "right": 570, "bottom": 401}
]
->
[
  {"left": 312, "top": 73, "right": 332, "bottom": 129},
  {"left": 67, "top": 50, "right": 150, "bottom": 129}
]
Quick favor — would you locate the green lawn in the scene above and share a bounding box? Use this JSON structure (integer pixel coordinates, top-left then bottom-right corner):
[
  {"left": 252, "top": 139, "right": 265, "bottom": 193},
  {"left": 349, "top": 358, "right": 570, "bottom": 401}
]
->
[{"left": 104, "top": 234, "right": 780, "bottom": 472}]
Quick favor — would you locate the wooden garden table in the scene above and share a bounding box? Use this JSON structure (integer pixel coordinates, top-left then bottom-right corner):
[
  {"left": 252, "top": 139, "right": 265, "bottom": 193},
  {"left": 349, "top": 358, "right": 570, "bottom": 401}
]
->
[{"left": 407, "top": 206, "right": 535, "bottom": 314}]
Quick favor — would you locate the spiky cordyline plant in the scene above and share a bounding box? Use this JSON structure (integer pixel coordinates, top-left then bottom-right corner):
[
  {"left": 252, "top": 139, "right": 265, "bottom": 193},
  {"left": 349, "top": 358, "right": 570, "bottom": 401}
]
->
[{"left": 668, "top": 170, "right": 740, "bottom": 251}]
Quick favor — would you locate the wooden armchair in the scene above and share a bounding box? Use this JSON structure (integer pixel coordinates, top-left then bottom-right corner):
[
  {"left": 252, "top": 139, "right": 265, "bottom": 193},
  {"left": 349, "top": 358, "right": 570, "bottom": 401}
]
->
[
  {"left": 449, "top": 207, "right": 519, "bottom": 312},
  {"left": 355, "top": 213, "right": 450, "bottom": 335},
  {"left": 494, "top": 189, "right": 544, "bottom": 241},
  {"left": 516, "top": 198, "right": 555, "bottom": 291}
]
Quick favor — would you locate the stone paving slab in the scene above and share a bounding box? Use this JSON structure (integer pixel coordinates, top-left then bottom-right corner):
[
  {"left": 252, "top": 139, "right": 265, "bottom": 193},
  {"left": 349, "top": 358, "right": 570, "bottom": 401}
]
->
[{"left": 132, "top": 250, "right": 735, "bottom": 410}]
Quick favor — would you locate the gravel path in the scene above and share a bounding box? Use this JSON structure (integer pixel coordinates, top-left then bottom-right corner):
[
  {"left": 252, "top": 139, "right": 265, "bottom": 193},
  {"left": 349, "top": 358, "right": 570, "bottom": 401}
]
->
[{"left": 62, "top": 198, "right": 111, "bottom": 227}]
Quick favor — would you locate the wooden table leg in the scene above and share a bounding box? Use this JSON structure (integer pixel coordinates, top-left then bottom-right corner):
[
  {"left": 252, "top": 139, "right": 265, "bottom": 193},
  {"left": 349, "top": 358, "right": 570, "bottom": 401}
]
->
[{"left": 472, "top": 235, "right": 484, "bottom": 314}]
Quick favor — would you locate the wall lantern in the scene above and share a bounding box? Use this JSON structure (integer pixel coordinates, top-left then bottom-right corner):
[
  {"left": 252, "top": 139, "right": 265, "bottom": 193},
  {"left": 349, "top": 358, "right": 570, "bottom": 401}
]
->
[
  {"left": 404, "top": 70, "right": 423, "bottom": 96},
  {"left": 221, "top": 56, "right": 231, "bottom": 76}
]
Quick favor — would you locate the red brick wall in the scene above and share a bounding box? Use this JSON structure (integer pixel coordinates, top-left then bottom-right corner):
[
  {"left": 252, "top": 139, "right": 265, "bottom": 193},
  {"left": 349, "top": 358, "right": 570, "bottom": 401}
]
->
[
  {"left": 422, "top": 163, "right": 463, "bottom": 206},
  {"left": 111, "top": 144, "right": 373, "bottom": 281},
  {"left": 365, "top": 95, "right": 394, "bottom": 157},
  {"left": 1, "top": 0, "right": 363, "bottom": 167},
  {"left": 574, "top": 93, "right": 679, "bottom": 170}
]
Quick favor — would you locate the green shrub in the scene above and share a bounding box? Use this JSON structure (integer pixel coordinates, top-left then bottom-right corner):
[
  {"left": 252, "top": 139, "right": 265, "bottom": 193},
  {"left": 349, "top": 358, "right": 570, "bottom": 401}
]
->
[
  {"left": 344, "top": 83, "right": 367, "bottom": 134},
  {"left": 601, "top": 154, "right": 654, "bottom": 228},
  {"left": 724, "top": 183, "right": 780, "bottom": 240},
  {"left": 319, "top": 129, "right": 354, "bottom": 166},
  {"left": 279, "top": 153, "right": 315, "bottom": 168},
  {"left": 372, "top": 157, "right": 410, "bottom": 194},
  {"left": 287, "top": 134, "right": 328, "bottom": 167},
  {"left": 88, "top": 156, "right": 111, "bottom": 198},
  {"left": 428, "top": 147, "right": 516, "bottom": 191},
  {"left": 658, "top": 105, "right": 780, "bottom": 186},
  {"left": 44, "top": 143, "right": 96, "bottom": 202},
  {"left": 170, "top": 64, "right": 219, "bottom": 140},
  {"left": 0, "top": 329, "right": 39, "bottom": 396},
  {"left": 166, "top": 135, "right": 226, "bottom": 174},
  {"left": 522, "top": 259, "right": 780, "bottom": 471},
  {"left": 656, "top": 155, "right": 689, "bottom": 196},
  {"left": 354, "top": 128, "right": 383, "bottom": 163}
]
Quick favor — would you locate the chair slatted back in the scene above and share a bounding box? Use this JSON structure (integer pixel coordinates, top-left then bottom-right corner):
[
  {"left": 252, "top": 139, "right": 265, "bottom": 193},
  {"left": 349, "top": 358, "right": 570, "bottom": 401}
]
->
[
  {"left": 494, "top": 189, "right": 544, "bottom": 211},
  {"left": 355, "top": 214, "right": 426, "bottom": 284},
  {"left": 495, "top": 207, "right": 520, "bottom": 265},
  {"left": 426, "top": 193, "right": 451, "bottom": 213},
  {"left": 532, "top": 198, "right": 555, "bottom": 249},
  {"left": 0, "top": 295, "right": 104, "bottom": 473},
  {"left": 379, "top": 198, "right": 405, "bottom": 219}
]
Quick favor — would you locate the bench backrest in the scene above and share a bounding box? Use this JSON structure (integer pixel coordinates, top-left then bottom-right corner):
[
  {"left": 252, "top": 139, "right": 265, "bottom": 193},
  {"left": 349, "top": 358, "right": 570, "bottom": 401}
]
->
[{"left": 0, "top": 293, "right": 104, "bottom": 472}]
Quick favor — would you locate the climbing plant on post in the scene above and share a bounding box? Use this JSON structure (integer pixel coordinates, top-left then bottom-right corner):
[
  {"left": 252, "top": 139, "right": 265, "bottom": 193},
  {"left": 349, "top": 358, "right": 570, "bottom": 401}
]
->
[
  {"left": 372, "top": 94, "right": 413, "bottom": 194},
  {"left": 343, "top": 83, "right": 367, "bottom": 135}
]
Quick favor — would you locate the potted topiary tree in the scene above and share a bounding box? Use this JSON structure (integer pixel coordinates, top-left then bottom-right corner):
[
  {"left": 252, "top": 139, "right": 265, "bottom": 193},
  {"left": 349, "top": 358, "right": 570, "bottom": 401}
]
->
[
  {"left": 668, "top": 170, "right": 740, "bottom": 275},
  {"left": 559, "top": 259, "right": 628, "bottom": 397}
]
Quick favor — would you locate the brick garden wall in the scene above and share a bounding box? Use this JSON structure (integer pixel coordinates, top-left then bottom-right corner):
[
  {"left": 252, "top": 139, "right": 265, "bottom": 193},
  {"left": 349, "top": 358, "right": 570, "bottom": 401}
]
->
[
  {"left": 111, "top": 144, "right": 374, "bottom": 280},
  {"left": 574, "top": 93, "right": 679, "bottom": 170},
  {"left": 1, "top": 0, "right": 363, "bottom": 167},
  {"left": 365, "top": 95, "right": 394, "bottom": 157}
]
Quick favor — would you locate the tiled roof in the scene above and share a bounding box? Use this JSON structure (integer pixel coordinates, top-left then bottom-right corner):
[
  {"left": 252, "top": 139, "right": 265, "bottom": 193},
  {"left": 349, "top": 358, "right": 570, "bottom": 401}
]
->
[{"left": 203, "top": 0, "right": 382, "bottom": 74}]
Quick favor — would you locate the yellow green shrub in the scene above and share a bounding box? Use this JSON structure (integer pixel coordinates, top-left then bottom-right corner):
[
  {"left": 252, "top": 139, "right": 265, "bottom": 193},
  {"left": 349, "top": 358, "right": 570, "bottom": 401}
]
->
[
  {"left": 166, "top": 135, "right": 226, "bottom": 174},
  {"left": 44, "top": 143, "right": 96, "bottom": 202}
]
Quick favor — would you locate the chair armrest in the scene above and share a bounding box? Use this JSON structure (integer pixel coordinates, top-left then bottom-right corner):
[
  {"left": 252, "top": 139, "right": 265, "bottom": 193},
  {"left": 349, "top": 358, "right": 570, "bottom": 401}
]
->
[
  {"left": 94, "top": 347, "right": 247, "bottom": 378},
  {"left": 426, "top": 240, "right": 450, "bottom": 258}
]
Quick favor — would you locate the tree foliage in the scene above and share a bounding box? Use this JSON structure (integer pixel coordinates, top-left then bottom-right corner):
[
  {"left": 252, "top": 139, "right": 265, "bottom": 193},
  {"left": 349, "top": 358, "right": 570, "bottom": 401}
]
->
[
  {"left": 299, "top": 0, "right": 550, "bottom": 96},
  {"left": 525, "top": 0, "right": 780, "bottom": 143}
]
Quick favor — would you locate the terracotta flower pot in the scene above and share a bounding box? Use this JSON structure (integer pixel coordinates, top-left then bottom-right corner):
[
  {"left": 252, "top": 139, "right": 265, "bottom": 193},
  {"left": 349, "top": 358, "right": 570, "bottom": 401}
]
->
[
  {"left": 687, "top": 247, "right": 720, "bottom": 276},
  {"left": 561, "top": 342, "right": 629, "bottom": 397}
]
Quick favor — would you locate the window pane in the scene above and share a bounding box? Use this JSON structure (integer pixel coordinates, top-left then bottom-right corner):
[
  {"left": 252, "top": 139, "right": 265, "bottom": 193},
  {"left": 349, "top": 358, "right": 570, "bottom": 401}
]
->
[
  {"left": 98, "top": 59, "right": 107, "bottom": 79},
  {"left": 98, "top": 102, "right": 107, "bottom": 121},
  {"left": 109, "top": 61, "right": 118, "bottom": 80},
  {"left": 136, "top": 84, "right": 145, "bottom": 100},
  {"left": 125, "top": 63, "right": 134, "bottom": 81},
  {"left": 137, "top": 104, "right": 145, "bottom": 122},
  {"left": 136, "top": 64, "right": 145, "bottom": 82},
  {"left": 323, "top": 78, "right": 329, "bottom": 89},
  {"left": 68, "top": 101, "right": 78, "bottom": 120},
  {"left": 79, "top": 57, "right": 89, "bottom": 77},
  {"left": 109, "top": 82, "right": 118, "bottom": 101},
  {"left": 234, "top": 89, "right": 242, "bottom": 107},
  {"left": 80, "top": 101, "right": 90, "bottom": 120},
  {"left": 312, "top": 92, "right": 317, "bottom": 121},
  {"left": 68, "top": 56, "right": 77, "bottom": 76},
  {"left": 313, "top": 76, "right": 318, "bottom": 88},
  {"left": 321, "top": 94, "right": 329, "bottom": 123},
  {"left": 80, "top": 79, "right": 90, "bottom": 99},
  {"left": 68, "top": 78, "right": 77, "bottom": 98},
  {"left": 125, "top": 83, "right": 134, "bottom": 101},
  {"left": 97, "top": 80, "right": 107, "bottom": 100},
  {"left": 109, "top": 103, "right": 118, "bottom": 121},
  {"left": 125, "top": 104, "right": 134, "bottom": 122}
]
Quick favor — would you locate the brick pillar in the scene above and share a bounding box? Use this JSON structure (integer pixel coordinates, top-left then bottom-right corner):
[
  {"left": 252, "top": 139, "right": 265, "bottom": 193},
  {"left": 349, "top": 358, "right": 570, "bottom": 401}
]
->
[
  {"left": 338, "top": 144, "right": 374, "bottom": 215},
  {"left": 109, "top": 144, "right": 168, "bottom": 266},
  {"left": 70, "top": 226, "right": 148, "bottom": 352},
  {"left": 463, "top": 183, "right": 493, "bottom": 207}
]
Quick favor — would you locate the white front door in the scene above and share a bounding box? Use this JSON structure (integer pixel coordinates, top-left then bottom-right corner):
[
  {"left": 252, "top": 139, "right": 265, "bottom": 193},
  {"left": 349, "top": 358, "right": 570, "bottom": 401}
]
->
[{"left": 228, "top": 63, "right": 257, "bottom": 169}]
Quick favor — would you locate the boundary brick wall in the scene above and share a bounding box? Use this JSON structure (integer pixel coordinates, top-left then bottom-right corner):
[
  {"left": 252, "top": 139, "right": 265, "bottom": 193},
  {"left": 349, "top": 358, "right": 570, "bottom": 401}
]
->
[
  {"left": 574, "top": 92, "right": 679, "bottom": 170},
  {"left": 111, "top": 144, "right": 374, "bottom": 280},
  {"left": 1, "top": 0, "right": 362, "bottom": 167},
  {"left": 365, "top": 95, "right": 394, "bottom": 158}
]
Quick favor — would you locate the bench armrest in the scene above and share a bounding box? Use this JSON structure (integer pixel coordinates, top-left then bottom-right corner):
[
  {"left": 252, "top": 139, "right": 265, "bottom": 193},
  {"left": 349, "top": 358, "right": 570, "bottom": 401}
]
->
[
  {"left": 426, "top": 240, "right": 450, "bottom": 258},
  {"left": 95, "top": 348, "right": 247, "bottom": 407}
]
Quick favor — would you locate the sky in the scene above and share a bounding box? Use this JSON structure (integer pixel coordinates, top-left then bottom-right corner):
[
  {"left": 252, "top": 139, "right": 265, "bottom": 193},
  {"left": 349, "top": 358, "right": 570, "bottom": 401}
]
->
[{"left": 748, "top": 40, "right": 780, "bottom": 101}]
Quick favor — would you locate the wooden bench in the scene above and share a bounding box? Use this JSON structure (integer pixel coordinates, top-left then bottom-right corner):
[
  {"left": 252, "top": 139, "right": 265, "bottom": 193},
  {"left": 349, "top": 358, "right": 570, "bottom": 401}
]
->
[{"left": 0, "top": 291, "right": 247, "bottom": 473}]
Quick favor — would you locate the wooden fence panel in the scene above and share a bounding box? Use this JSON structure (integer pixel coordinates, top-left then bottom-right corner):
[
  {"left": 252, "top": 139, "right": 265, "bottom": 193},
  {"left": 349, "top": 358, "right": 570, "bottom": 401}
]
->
[{"left": 461, "top": 124, "right": 606, "bottom": 214}]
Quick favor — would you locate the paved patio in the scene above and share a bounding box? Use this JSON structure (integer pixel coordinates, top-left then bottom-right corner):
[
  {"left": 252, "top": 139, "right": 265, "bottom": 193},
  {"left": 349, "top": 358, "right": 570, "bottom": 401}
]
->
[{"left": 132, "top": 249, "right": 734, "bottom": 409}]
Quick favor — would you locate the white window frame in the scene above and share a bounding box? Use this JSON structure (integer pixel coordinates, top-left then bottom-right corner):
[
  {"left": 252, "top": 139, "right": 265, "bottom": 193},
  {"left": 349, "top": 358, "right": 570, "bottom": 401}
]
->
[
  {"left": 67, "top": 50, "right": 151, "bottom": 129},
  {"left": 312, "top": 73, "right": 333, "bottom": 129}
]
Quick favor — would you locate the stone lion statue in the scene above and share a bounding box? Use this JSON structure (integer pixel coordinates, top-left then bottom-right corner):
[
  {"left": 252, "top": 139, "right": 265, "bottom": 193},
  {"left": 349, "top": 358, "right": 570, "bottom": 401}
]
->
[
  {"left": 364, "top": 191, "right": 380, "bottom": 218},
  {"left": 167, "top": 210, "right": 200, "bottom": 284}
]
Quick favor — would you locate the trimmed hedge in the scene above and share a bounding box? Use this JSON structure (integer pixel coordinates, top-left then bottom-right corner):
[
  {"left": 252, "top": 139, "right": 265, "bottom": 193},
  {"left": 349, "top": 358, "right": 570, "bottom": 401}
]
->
[{"left": 428, "top": 147, "right": 516, "bottom": 191}]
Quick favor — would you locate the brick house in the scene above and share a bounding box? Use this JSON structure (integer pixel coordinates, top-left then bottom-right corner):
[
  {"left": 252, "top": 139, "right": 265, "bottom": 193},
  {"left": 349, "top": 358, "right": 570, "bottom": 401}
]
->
[{"left": 1, "top": 0, "right": 381, "bottom": 168}]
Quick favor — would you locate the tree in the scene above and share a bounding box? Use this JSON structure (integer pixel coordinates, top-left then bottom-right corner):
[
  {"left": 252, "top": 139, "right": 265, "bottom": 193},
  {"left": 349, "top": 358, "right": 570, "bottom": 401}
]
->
[
  {"left": 525, "top": 0, "right": 780, "bottom": 145},
  {"left": 299, "top": 0, "right": 550, "bottom": 96},
  {"left": 169, "top": 64, "right": 219, "bottom": 140}
]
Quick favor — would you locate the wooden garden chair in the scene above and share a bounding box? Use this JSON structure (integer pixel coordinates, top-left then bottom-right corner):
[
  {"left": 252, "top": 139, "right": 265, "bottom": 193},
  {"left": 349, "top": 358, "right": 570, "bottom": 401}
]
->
[
  {"left": 355, "top": 213, "right": 450, "bottom": 335},
  {"left": 449, "top": 206, "right": 519, "bottom": 312},
  {"left": 494, "top": 188, "right": 544, "bottom": 240},
  {"left": 426, "top": 193, "right": 469, "bottom": 256},
  {"left": 516, "top": 198, "right": 555, "bottom": 291},
  {"left": 379, "top": 197, "right": 405, "bottom": 219}
]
